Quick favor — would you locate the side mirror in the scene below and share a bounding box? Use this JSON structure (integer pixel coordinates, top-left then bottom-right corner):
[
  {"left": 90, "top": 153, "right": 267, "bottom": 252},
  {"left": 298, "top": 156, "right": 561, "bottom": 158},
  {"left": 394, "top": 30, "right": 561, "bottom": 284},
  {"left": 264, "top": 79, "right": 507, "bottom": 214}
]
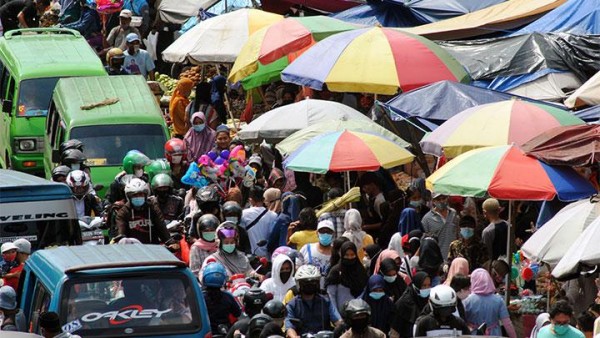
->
[
  {"left": 51, "top": 149, "right": 60, "bottom": 163},
  {"left": 2, "top": 100, "right": 12, "bottom": 115}
]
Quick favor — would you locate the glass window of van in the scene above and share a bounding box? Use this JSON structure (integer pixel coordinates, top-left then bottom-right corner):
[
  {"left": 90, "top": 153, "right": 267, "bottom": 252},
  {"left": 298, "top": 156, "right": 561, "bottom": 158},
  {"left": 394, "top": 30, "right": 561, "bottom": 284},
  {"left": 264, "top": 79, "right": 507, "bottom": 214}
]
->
[
  {"left": 61, "top": 274, "right": 201, "bottom": 336},
  {"left": 17, "top": 78, "right": 59, "bottom": 117}
]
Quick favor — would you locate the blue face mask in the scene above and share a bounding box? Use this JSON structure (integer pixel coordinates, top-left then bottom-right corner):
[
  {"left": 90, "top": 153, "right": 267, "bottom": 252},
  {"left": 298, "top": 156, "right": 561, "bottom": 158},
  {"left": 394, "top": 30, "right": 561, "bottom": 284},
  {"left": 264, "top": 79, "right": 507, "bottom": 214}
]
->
[
  {"left": 318, "top": 233, "right": 333, "bottom": 246},
  {"left": 131, "top": 197, "right": 145, "bottom": 207},
  {"left": 202, "top": 231, "right": 216, "bottom": 242},
  {"left": 435, "top": 202, "right": 448, "bottom": 210},
  {"left": 419, "top": 288, "right": 431, "bottom": 298},
  {"left": 460, "top": 227, "right": 474, "bottom": 239},
  {"left": 193, "top": 124, "right": 205, "bottom": 133},
  {"left": 369, "top": 292, "right": 385, "bottom": 300},
  {"left": 409, "top": 200, "right": 422, "bottom": 208},
  {"left": 222, "top": 244, "right": 236, "bottom": 254},
  {"left": 383, "top": 275, "right": 397, "bottom": 283},
  {"left": 554, "top": 324, "right": 569, "bottom": 335}
]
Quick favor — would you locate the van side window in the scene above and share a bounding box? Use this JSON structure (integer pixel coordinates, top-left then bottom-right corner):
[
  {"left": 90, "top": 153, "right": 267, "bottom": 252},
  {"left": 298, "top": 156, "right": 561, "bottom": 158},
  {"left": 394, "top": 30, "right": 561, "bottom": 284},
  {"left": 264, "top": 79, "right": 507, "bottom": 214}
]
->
[
  {"left": 30, "top": 282, "right": 51, "bottom": 333},
  {"left": 46, "top": 103, "right": 55, "bottom": 135},
  {"left": 49, "top": 112, "right": 60, "bottom": 148},
  {"left": 55, "top": 125, "right": 65, "bottom": 149},
  {"left": 1, "top": 68, "right": 10, "bottom": 100}
]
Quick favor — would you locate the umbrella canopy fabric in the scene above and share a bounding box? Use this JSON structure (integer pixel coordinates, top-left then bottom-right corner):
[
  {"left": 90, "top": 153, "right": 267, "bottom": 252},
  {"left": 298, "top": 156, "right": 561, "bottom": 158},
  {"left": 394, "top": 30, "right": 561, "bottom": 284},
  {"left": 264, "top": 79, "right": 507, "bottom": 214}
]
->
[
  {"left": 420, "top": 100, "right": 584, "bottom": 157},
  {"left": 425, "top": 144, "right": 597, "bottom": 201},
  {"left": 281, "top": 27, "right": 469, "bottom": 95},
  {"left": 564, "top": 70, "right": 600, "bottom": 109},
  {"left": 284, "top": 130, "right": 414, "bottom": 174},
  {"left": 552, "top": 215, "right": 600, "bottom": 279},
  {"left": 276, "top": 118, "right": 410, "bottom": 155},
  {"left": 229, "top": 16, "right": 357, "bottom": 84},
  {"left": 162, "top": 9, "right": 282, "bottom": 64},
  {"left": 522, "top": 124, "right": 600, "bottom": 167},
  {"left": 237, "top": 99, "right": 373, "bottom": 143},
  {"left": 521, "top": 198, "right": 600, "bottom": 268}
]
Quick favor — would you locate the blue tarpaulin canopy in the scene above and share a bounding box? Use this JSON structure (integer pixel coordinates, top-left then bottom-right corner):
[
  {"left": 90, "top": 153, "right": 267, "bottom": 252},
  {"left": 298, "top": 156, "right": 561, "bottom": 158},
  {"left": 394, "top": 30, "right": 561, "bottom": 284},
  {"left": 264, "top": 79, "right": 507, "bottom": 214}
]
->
[
  {"left": 574, "top": 105, "right": 600, "bottom": 123},
  {"left": 510, "top": 0, "right": 600, "bottom": 36}
]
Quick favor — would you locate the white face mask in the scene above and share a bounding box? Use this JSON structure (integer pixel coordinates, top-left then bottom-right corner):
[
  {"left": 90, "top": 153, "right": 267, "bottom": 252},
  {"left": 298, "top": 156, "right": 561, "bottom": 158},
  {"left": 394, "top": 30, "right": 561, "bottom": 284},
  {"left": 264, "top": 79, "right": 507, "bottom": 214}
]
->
[
  {"left": 133, "top": 45, "right": 140, "bottom": 53},
  {"left": 171, "top": 155, "right": 182, "bottom": 164},
  {"left": 134, "top": 168, "right": 144, "bottom": 178}
]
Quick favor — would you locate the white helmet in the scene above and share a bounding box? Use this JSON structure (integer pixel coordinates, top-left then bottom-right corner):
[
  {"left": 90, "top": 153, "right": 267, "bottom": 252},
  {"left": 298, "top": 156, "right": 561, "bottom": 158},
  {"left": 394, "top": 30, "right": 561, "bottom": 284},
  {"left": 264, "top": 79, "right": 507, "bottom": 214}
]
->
[
  {"left": 67, "top": 170, "right": 90, "bottom": 198},
  {"left": 429, "top": 285, "right": 457, "bottom": 308},
  {"left": 124, "top": 178, "right": 149, "bottom": 198},
  {"left": 295, "top": 264, "right": 320, "bottom": 281}
]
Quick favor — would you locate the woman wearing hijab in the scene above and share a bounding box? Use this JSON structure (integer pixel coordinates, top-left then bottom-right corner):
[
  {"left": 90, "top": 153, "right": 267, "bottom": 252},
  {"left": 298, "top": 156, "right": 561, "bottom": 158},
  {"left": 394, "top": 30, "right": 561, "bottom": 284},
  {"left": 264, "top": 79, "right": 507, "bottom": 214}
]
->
[
  {"left": 531, "top": 313, "right": 551, "bottom": 338},
  {"left": 388, "top": 233, "right": 405, "bottom": 258},
  {"left": 379, "top": 258, "right": 408, "bottom": 302},
  {"left": 444, "top": 257, "right": 470, "bottom": 286},
  {"left": 363, "top": 244, "right": 382, "bottom": 275},
  {"left": 330, "top": 237, "right": 350, "bottom": 268},
  {"left": 342, "top": 209, "right": 374, "bottom": 261},
  {"left": 463, "top": 269, "right": 517, "bottom": 338},
  {"left": 184, "top": 112, "right": 216, "bottom": 162},
  {"left": 390, "top": 271, "right": 431, "bottom": 338},
  {"left": 189, "top": 215, "right": 219, "bottom": 276},
  {"left": 169, "top": 78, "right": 195, "bottom": 138},
  {"left": 399, "top": 208, "right": 421, "bottom": 236},
  {"left": 364, "top": 274, "right": 393, "bottom": 334},
  {"left": 325, "top": 242, "right": 368, "bottom": 314},
  {"left": 418, "top": 237, "right": 444, "bottom": 286},
  {"left": 267, "top": 192, "right": 303, "bottom": 255},
  {"left": 373, "top": 249, "right": 401, "bottom": 275},
  {"left": 202, "top": 224, "right": 255, "bottom": 279},
  {"left": 260, "top": 254, "right": 295, "bottom": 302},
  {"left": 399, "top": 229, "right": 423, "bottom": 283}
]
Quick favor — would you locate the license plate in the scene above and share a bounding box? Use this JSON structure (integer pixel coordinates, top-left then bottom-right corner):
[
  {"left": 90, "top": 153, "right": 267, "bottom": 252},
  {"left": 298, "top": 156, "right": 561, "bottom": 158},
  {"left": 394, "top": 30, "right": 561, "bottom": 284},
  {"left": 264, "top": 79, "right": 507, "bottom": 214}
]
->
[{"left": 85, "top": 158, "right": 107, "bottom": 166}]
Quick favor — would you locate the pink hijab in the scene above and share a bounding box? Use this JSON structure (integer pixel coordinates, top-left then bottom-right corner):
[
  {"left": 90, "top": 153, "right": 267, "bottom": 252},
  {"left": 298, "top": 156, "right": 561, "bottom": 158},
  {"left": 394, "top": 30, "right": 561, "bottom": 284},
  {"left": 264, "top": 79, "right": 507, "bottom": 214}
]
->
[
  {"left": 444, "top": 257, "right": 469, "bottom": 285},
  {"left": 470, "top": 268, "right": 497, "bottom": 295},
  {"left": 373, "top": 249, "right": 400, "bottom": 275},
  {"left": 184, "top": 112, "right": 216, "bottom": 162}
]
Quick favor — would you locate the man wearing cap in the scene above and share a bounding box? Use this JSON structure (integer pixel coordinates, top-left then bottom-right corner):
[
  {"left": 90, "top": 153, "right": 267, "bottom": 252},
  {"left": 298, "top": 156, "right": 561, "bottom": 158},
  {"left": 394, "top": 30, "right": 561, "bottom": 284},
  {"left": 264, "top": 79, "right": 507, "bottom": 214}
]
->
[
  {"left": 481, "top": 198, "right": 509, "bottom": 260},
  {"left": 0, "top": 285, "right": 26, "bottom": 331},
  {"left": 40, "top": 311, "right": 81, "bottom": 338},
  {"left": 123, "top": 32, "right": 155, "bottom": 80},
  {"left": 297, "top": 220, "right": 334, "bottom": 289},
  {"left": 105, "top": 9, "right": 140, "bottom": 50},
  {"left": 421, "top": 193, "right": 459, "bottom": 262},
  {"left": 4, "top": 238, "right": 31, "bottom": 290}
]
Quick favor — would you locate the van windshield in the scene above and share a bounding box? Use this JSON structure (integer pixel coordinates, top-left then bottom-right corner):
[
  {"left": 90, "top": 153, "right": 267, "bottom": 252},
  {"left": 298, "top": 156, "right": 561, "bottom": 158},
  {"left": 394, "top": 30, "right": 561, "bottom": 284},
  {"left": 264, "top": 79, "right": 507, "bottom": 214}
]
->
[
  {"left": 61, "top": 274, "right": 201, "bottom": 337},
  {"left": 0, "top": 219, "right": 81, "bottom": 250},
  {"left": 70, "top": 124, "right": 167, "bottom": 166},
  {"left": 17, "top": 78, "right": 59, "bottom": 117}
]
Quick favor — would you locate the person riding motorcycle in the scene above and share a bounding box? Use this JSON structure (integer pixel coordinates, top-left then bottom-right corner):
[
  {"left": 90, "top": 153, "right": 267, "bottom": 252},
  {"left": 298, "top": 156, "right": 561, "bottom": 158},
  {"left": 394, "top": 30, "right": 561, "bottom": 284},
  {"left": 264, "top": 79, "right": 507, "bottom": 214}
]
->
[
  {"left": 190, "top": 214, "right": 220, "bottom": 275},
  {"left": 67, "top": 170, "right": 102, "bottom": 218},
  {"left": 115, "top": 178, "right": 170, "bottom": 244},
  {"left": 246, "top": 314, "right": 272, "bottom": 338},
  {"left": 202, "top": 223, "right": 257, "bottom": 279},
  {"left": 263, "top": 300, "right": 286, "bottom": 328},
  {"left": 146, "top": 159, "right": 171, "bottom": 183},
  {"left": 51, "top": 165, "right": 71, "bottom": 183},
  {"left": 164, "top": 138, "right": 189, "bottom": 189},
  {"left": 340, "top": 299, "right": 385, "bottom": 338},
  {"left": 60, "top": 148, "right": 90, "bottom": 174},
  {"left": 414, "top": 285, "right": 470, "bottom": 337},
  {"left": 226, "top": 287, "right": 270, "bottom": 338},
  {"left": 202, "top": 262, "right": 243, "bottom": 335},
  {"left": 107, "top": 150, "right": 151, "bottom": 203},
  {"left": 149, "top": 173, "right": 184, "bottom": 223},
  {"left": 187, "top": 184, "right": 222, "bottom": 239},
  {"left": 105, "top": 47, "right": 127, "bottom": 75},
  {"left": 222, "top": 201, "right": 251, "bottom": 254}
]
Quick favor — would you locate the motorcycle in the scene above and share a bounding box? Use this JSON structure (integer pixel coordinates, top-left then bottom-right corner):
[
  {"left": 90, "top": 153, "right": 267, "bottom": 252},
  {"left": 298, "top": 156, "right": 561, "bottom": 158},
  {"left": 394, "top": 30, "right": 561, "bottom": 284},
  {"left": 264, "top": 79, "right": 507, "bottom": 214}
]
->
[
  {"left": 246, "top": 239, "right": 269, "bottom": 276},
  {"left": 79, "top": 216, "right": 105, "bottom": 245}
]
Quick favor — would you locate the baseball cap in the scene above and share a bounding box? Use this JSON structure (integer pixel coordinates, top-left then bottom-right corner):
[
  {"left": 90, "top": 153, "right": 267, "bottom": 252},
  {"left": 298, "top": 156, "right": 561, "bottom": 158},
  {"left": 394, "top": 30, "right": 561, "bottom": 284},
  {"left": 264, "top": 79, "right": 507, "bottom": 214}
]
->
[
  {"left": 126, "top": 32, "right": 140, "bottom": 43},
  {"left": 317, "top": 220, "right": 334, "bottom": 232},
  {"left": 13, "top": 238, "right": 31, "bottom": 254},
  {"left": 432, "top": 192, "right": 446, "bottom": 200},
  {"left": 248, "top": 154, "right": 262, "bottom": 167},
  {"left": 119, "top": 9, "right": 132, "bottom": 19},
  {"left": 216, "top": 124, "right": 230, "bottom": 134},
  {"left": 0, "top": 286, "right": 17, "bottom": 310},
  {"left": 1, "top": 242, "right": 18, "bottom": 253}
]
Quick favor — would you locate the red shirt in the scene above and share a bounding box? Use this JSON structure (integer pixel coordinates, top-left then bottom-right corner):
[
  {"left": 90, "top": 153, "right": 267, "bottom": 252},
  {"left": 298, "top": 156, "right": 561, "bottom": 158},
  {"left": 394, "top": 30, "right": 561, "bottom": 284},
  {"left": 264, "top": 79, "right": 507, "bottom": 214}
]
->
[{"left": 3, "top": 264, "right": 23, "bottom": 290}]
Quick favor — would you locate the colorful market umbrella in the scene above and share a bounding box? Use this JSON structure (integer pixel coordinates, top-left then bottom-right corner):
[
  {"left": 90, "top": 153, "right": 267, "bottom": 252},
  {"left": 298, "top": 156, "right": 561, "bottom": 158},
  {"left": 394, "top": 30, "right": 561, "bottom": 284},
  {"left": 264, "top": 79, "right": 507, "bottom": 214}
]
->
[
  {"left": 284, "top": 130, "right": 414, "bottom": 174},
  {"left": 162, "top": 9, "right": 283, "bottom": 64},
  {"left": 552, "top": 215, "right": 600, "bottom": 279},
  {"left": 229, "top": 16, "right": 358, "bottom": 84},
  {"left": 522, "top": 124, "right": 600, "bottom": 167},
  {"left": 420, "top": 100, "right": 584, "bottom": 158},
  {"left": 522, "top": 198, "right": 600, "bottom": 268},
  {"left": 276, "top": 118, "right": 410, "bottom": 156},
  {"left": 425, "top": 144, "right": 596, "bottom": 201},
  {"left": 281, "top": 27, "right": 470, "bottom": 95}
]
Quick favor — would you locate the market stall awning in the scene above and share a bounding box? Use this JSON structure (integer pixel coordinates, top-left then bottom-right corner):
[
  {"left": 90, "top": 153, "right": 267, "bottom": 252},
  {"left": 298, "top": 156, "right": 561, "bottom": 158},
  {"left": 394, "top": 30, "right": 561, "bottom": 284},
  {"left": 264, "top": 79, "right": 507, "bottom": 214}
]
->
[
  {"left": 510, "top": 0, "right": 600, "bottom": 36},
  {"left": 565, "top": 70, "right": 600, "bottom": 109}
]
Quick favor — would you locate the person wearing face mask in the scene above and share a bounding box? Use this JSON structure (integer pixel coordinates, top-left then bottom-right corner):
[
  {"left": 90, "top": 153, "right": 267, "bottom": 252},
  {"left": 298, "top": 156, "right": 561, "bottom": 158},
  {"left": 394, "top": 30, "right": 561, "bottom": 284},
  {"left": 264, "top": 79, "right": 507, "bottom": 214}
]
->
[
  {"left": 390, "top": 271, "right": 431, "bottom": 338},
  {"left": 60, "top": 148, "right": 90, "bottom": 174},
  {"left": 537, "top": 301, "right": 585, "bottom": 338},
  {"left": 169, "top": 78, "right": 195, "bottom": 138},
  {"left": 104, "top": 47, "right": 128, "bottom": 75},
  {"left": 449, "top": 274, "right": 471, "bottom": 320},
  {"left": 379, "top": 258, "right": 408, "bottom": 302},
  {"left": 481, "top": 198, "right": 510, "bottom": 260},
  {"left": 363, "top": 275, "right": 393, "bottom": 334},
  {"left": 342, "top": 209, "right": 374, "bottom": 261},
  {"left": 340, "top": 299, "right": 386, "bottom": 338},
  {"left": 407, "top": 185, "right": 430, "bottom": 221},
  {"left": 415, "top": 285, "right": 470, "bottom": 337},
  {"left": 325, "top": 242, "right": 369, "bottom": 315},
  {"left": 363, "top": 244, "right": 382, "bottom": 275},
  {"left": 203, "top": 223, "right": 257, "bottom": 279},
  {"left": 444, "top": 257, "right": 469, "bottom": 286},
  {"left": 222, "top": 201, "right": 251, "bottom": 254},
  {"left": 285, "top": 265, "right": 343, "bottom": 338},
  {"left": 115, "top": 178, "right": 170, "bottom": 244},
  {"left": 241, "top": 186, "right": 278, "bottom": 257},
  {"left": 123, "top": 33, "right": 155, "bottom": 80},
  {"left": 67, "top": 170, "right": 102, "bottom": 218},
  {"left": 185, "top": 111, "right": 216, "bottom": 162},
  {"left": 202, "top": 262, "right": 243, "bottom": 334},
  {"left": 260, "top": 254, "right": 296, "bottom": 302},
  {"left": 149, "top": 174, "right": 184, "bottom": 223},
  {"left": 463, "top": 268, "right": 517, "bottom": 338},
  {"left": 297, "top": 220, "right": 334, "bottom": 288},
  {"left": 448, "top": 216, "right": 489, "bottom": 271},
  {"left": 105, "top": 9, "right": 140, "bottom": 50},
  {"left": 190, "top": 214, "right": 219, "bottom": 275},
  {"left": 422, "top": 193, "right": 459, "bottom": 262},
  {"left": 164, "top": 138, "right": 189, "bottom": 189},
  {"left": 107, "top": 150, "right": 151, "bottom": 203}
]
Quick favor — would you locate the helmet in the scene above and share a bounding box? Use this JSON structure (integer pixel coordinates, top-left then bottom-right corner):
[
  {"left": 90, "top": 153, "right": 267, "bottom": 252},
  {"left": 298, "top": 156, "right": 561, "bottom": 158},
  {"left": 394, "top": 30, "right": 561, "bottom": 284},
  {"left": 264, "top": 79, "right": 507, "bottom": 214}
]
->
[
  {"left": 243, "top": 287, "right": 268, "bottom": 317},
  {"left": 106, "top": 47, "right": 125, "bottom": 63},
  {"left": 217, "top": 223, "right": 238, "bottom": 240},
  {"left": 295, "top": 264, "right": 320, "bottom": 282},
  {"left": 122, "top": 150, "right": 151, "bottom": 175},
  {"left": 196, "top": 185, "right": 220, "bottom": 204},
  {"left": 247, "top": 314, "right": 272, "bottom": 338},
  {"left": 263, "top": 300, "right": 286, "bottom": 319},
  {"left": 343, "top": 299, "right": 371, "bottom": 324},
  {"left": 146, "top": 159, "right": 171, "bottom": 182},
  {"left": 66, "top": 170, "right": 90, "bottom": 197},
  {"left": 51, "top": 165, "right": 71, "bottom": 181},
  {"left": 124, "top": 178, "right": 149, "bottom": 197},
  {"left": 429, "top": 285, "right": 457, "bottom": 309},
  {"left": 202, "top": 262, "right": 228, "bottom": 288},
  {"left": 59, "top": 139, "right": 84, "bottom": 154},
  {"left": 164, "top": 138, "right": 187, "bottom": 163},
  {"left": 151, "top": 173, "right": 173, "bottom": 191},
  {"left": 61, "top": 149, "right": 86, "bottom": 165},
  {"left": 222, "top": 201, "right": 242, "bottom": 219},
  {"left": 196, "top": 214, "right": 219, "bottom": 235}
]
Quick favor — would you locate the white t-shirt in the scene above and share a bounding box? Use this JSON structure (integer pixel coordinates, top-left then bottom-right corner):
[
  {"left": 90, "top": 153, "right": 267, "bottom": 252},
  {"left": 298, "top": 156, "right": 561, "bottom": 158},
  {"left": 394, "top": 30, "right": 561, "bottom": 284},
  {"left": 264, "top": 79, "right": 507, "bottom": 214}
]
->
[
  {"left": 298, "top": 243, "right": 331, "bottom": 289},
  {"left": 241, "top": 206, "right": 277, "bottom": 257}
]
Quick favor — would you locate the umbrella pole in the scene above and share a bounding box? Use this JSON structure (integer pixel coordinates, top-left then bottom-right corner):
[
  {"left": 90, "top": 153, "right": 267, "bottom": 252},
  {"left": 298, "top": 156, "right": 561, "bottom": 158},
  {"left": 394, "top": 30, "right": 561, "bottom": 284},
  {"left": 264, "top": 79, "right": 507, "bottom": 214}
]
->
[
  {"left": 216, "top": 64, "right": 239, "bottom": 132},
  {"left": 505, "top": 200, "right": 514, "bottom": 306}
]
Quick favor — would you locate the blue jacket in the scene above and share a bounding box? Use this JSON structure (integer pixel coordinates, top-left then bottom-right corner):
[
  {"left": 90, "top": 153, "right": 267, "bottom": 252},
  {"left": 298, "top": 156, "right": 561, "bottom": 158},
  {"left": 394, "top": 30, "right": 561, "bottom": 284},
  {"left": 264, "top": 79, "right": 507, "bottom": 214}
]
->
[
  {"left": 63, "top": 7, "right": 100, "bottom": 39},
  {"left": 267, "top": 192, "right": 301, "bottom": 254}
]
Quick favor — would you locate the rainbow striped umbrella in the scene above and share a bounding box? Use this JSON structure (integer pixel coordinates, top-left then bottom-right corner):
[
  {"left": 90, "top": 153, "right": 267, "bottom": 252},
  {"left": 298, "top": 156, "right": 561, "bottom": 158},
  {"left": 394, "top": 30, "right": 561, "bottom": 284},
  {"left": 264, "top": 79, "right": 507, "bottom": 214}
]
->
[
  {"left": 284, "top": 130, "right": 414, "bottom": 174},
  {"left": 426, "top": 145, "right": 596, "bottom": 201},
  {"left": 281, "top": 27, "right": 470, "bottom": 95},
  {"left": 420, "top": 100, "right": 584, "bottom": 158}
]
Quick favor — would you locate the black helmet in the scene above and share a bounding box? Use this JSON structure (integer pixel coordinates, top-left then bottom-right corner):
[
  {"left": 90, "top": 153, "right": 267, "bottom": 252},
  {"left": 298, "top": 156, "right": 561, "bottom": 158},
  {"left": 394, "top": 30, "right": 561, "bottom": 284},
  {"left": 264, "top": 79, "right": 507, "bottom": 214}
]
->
[
  {"left": 59, "top": 139, "right": 84, "bottom": 154},
  {"left": 196, "top": 214, "right": 220, "bottom": 235},
  {"left": 61, "top": 149, "right": 86, "bottom": 165},
  {"left": 222, "top": 201, "right": 242, "bottom": 221},
  {"left": 51, "top": 165, "right": 71, "bottom": 180},
  {"left": 262, "top": 300, "right": 286, "bottom": 319},
  {"left": 243, "top": 287, "right": 268, "bottom": 317},
  {"left": 247, "top": 314, "right": 272, "bottom": 338},
  {"left": 195, "top": 184, "right": 220, "bottom": 204},
  {"left": 343, "top": 299, "right": 371, "bottom": 323}
]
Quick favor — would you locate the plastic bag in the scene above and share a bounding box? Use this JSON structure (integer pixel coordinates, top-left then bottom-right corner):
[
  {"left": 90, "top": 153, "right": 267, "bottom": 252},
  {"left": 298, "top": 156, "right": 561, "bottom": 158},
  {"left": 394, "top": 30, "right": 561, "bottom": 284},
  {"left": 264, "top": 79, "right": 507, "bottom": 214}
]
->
[{"left": 144, "top": 31, "right": 159, "bottom": 61}]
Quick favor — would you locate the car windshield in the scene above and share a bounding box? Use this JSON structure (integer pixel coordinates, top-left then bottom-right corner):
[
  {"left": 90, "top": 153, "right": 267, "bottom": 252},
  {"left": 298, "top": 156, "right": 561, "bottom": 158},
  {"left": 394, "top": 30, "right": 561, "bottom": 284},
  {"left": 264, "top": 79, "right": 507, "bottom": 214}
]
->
[
  {"left": 70, "top": 124, "right": 166, "bottom": 166},
  {"left": 17, "top": 78, "right": 59, "bottom": 117},
  {"left": 0, "top": 219, "right": 81, "bottom": 249},
  {"left": 61, "top": 274, "right": 201, "bottom": 337}
]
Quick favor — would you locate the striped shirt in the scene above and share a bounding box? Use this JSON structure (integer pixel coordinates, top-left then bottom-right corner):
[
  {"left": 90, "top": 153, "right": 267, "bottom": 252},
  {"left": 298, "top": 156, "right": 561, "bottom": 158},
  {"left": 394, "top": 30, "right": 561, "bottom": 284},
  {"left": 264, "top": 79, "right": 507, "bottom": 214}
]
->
[{"left": 421, "top": 208, "right": 459, "bottom": 261}]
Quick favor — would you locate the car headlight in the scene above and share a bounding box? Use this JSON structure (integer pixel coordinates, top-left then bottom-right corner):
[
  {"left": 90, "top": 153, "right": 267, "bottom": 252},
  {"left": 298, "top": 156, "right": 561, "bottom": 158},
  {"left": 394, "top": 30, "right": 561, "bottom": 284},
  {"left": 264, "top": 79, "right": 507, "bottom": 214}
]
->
[{"left": 18, "top": 139, "right": 36, "bottom": 151}]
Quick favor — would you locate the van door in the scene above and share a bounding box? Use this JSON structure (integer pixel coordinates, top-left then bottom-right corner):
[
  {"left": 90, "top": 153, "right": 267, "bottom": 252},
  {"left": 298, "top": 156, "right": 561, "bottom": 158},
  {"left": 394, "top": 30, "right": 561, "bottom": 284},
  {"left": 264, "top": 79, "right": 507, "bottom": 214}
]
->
[
  {"left": 29, "top": 281, "right": 52, "bottom": 334},
  {"left": 0, "top": 66, "right": 14, "bottom": 168}
]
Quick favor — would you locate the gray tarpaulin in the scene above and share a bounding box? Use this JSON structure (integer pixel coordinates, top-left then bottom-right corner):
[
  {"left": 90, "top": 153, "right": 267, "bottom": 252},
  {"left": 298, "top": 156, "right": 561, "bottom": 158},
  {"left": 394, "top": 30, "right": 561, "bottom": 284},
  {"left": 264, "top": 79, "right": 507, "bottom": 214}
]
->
[{"left": 158, "top": 0, "right": 216, "bottom": 24}]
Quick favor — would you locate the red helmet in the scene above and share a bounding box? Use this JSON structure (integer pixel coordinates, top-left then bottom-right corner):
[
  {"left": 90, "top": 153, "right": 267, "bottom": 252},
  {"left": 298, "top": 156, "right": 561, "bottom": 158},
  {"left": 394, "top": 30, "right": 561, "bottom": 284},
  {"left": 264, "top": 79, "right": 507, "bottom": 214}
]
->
[{"left": 164, "top": 138, "right": 187, "bottom": 164}]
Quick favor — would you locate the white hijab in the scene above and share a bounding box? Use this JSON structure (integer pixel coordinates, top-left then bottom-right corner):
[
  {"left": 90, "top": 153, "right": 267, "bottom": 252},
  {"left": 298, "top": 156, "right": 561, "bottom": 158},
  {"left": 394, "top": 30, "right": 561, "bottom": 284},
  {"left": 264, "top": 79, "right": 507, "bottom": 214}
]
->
[
  {"left": 260, "top": 254, "right": 295, "bottom": 302},
  {"left": 342, "top": 209, "right": 367, "bottom": 252}
]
